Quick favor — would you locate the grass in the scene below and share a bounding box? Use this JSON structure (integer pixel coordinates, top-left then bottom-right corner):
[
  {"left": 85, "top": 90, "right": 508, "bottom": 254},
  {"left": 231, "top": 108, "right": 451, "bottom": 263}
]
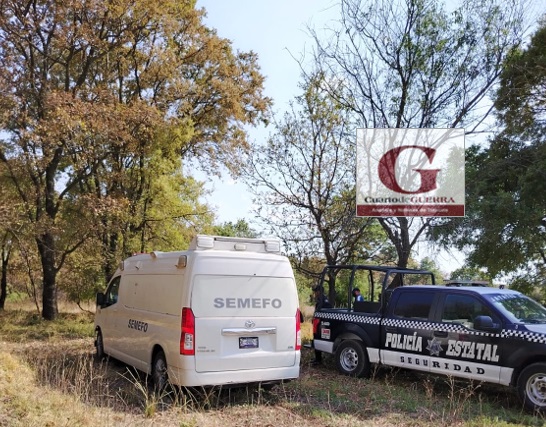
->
[
  {"left": 0, "top": 310, "right": 94, "bottom": 342},
  {"left": 1, "top": 303, "right": 546, "bottom": 426}
]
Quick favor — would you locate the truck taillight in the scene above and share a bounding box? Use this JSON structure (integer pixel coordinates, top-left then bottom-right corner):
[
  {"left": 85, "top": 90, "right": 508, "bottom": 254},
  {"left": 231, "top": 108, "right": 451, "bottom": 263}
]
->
[
  {"left": 312, "top": 317, "right": 320, "bottom": 335},
  {"left": 180, "top": 307, "right": 195, "bottom": 355},
  {"left": 295, "top": 309, "right": 302, "bottom": 351}
]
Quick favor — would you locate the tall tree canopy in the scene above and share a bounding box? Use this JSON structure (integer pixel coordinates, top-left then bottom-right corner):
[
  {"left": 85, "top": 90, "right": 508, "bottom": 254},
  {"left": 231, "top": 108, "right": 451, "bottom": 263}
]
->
[
  {"left": 431, "top": 19, "right": 546, "bottom": 290},
  {"left": 213, "top": 219, "right": 258, "bottom": 238},
  {"left": 245, "top": 73, "right": 390, "bottom": 302},
  {"left": 0, "top": 0, "right": 270, "bottom": 319},
  {"left": 310, "top": 0, "right": 528, "bottom": 267}
]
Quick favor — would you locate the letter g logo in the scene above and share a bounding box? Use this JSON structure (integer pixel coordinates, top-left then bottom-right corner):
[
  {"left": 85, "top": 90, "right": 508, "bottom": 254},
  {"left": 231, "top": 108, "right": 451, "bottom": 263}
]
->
[{"left": 378, "top": 145, "right": 440, "bottom": 194}]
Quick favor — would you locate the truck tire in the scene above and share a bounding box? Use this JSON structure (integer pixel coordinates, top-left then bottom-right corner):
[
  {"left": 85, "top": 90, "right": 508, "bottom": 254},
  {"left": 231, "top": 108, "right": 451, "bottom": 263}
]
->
[
  {"left": 517, "top": 363, "right": 546, "bottom": 412},
  {"left": 95, "top": 329, "right": 105, "bottom": 361},
  {"left": 152, "top": 350, "right": 168, "bottom": 394},
  {"left": 335, "top": 340, "right": 370, "bottom": 378}
]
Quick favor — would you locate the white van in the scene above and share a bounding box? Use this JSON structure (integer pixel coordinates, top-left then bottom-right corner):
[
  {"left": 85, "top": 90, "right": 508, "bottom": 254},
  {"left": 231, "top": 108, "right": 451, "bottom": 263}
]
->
[{"left": 94, "top": 235, "right": 301, "bottom": 390}]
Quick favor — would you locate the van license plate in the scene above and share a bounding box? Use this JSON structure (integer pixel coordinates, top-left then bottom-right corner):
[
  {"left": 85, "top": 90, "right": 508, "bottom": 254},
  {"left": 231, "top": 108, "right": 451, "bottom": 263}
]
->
[{"left": 239, "top": 337, "right": 259, "bottom": 349}]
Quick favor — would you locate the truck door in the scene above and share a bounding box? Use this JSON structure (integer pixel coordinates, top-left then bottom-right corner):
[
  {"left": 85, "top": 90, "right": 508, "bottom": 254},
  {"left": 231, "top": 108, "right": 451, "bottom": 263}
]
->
[
  {"left": 431, "top": 292, "right": 503, "bottom": 383},
  {"left": 97, "top": 275, "right": 124, "bottom": 359},
  {"left": 381, "top": 290, "right": 437, "bottom": 373}
]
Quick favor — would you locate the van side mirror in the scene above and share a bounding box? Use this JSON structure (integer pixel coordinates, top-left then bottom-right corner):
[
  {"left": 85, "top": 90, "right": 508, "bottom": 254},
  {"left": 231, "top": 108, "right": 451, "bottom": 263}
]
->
[
  {"left": 474, "top": 315, "right": 499, "bottom": 331},
  {"left": 96, "top": 292, "right": 105, "bottom": 307}
]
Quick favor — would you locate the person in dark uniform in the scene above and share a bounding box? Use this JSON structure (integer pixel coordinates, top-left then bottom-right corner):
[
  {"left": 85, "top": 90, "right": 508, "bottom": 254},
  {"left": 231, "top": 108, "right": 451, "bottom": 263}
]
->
[
  {"left": 352, "top": 287, "right": 364, "bottom": 302},
  {"left": 313, "top": 284, "right": 331, "bottom": 310},
  {"left": 311, "top": 284, "right": 331, "bottom": 366}
]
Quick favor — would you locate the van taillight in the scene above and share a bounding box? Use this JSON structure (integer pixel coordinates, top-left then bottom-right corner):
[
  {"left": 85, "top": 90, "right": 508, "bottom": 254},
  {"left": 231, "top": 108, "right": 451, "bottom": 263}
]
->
[
  {"left": 295, "top": 309, "right": 302, "bottom": 351},
  {"left": 180, "top": 307, "right": 195, "bottom": 355}
]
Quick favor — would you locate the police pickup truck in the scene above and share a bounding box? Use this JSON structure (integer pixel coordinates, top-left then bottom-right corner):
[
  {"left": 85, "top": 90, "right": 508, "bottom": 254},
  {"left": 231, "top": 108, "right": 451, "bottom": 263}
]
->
[{"left": 312, "top": 264, "right": 546, "bottom": 412}]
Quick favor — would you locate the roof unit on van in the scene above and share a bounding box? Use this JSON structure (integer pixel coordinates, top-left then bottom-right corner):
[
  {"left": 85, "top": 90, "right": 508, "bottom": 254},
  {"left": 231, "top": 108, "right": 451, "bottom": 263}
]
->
[
  {"left": 190, "top": 235, "right": 281, "bottom": 254},
  {"left": 148, "top": 251, "right": 187, "bottom": 269}
]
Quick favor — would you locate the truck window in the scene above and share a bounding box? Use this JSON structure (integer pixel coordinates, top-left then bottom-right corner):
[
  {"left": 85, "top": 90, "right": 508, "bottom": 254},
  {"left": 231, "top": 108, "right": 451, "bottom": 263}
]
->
[
  {"left": 393, "top": 291, "right": 434, "bottom": 320},
  {"left": 105, "top": 276, "right": 121, "bottom": 306},
  {"left": 441, "top": 294, "right": 495, "bottom": 329},
  {"left": 386, "top": 272, "right": 404, "bottom": 289},
  {"left": 352, "top": 268, "right": 382, "bottom": 303}
]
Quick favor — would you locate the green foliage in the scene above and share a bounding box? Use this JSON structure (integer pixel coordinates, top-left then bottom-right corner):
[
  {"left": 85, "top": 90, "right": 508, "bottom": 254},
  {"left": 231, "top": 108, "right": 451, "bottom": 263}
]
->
[
  {"left": 0, "top": 0, "right": 270, "bottom": 318},
  {"left": 406, "top": 257, "right": 445, "bottom": 285},
  {"left": 495, "top": 18, "right": 546, "bottom": 136},
  {"left": 509, "top": 276, "right": 546, "bottom": 305},
  {"left": 448, "top": 266, "right": 492, "bottom": 283},
  {"left": 293, "top": 269, "right": 316, "bottom": 308},
  {"left": 213, "top": 219, "right": 257, "bottom": 238},
  {"left": 430, "top": 20, "right": 546, "bottom": 285}
]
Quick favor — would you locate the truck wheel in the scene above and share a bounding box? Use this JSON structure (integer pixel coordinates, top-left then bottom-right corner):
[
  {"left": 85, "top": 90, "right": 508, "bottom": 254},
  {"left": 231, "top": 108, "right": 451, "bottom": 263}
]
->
[
  {"left": 152, "top": 350, "right": 168, "bottom": 393},
  {"left": 95, "top": 329, "right": 105, "bottom": 361},
  {"left": 518, "top": 363, "right": 546, "bottom": 412},
  {"left": 335, "top": 340, "right": 370, "bottom": 378}
]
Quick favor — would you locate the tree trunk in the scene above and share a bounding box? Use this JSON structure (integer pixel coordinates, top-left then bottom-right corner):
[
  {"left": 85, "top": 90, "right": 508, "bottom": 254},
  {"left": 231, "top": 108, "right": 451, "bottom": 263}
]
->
[
  {"left": 0, "top": 246, "right": 9, "bottom": 310},
  {"left": 103, "top": 231, "right": 119, "bottom": 281},
  {"left": 379, "top": 217, "right": 412, "bottom": 269},
  {"left": 37, "top": 232, "right": 58, "bottom": 320}
]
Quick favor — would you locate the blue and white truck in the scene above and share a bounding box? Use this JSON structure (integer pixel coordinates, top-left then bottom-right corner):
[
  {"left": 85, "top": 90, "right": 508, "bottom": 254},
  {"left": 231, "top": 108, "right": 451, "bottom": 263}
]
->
[{"left": 312, "top": 264, "right": 546, "bottom": 412}]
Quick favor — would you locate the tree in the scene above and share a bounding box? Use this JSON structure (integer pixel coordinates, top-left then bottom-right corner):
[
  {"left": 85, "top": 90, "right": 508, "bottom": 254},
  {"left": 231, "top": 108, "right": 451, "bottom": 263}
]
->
[
  {"left": 430, "top": 19, "right": 546, "bottom": 290},
  {"left": 0, "top": 161, "right": 27, "bottom": 310},
  {"left": 417, "top": 257, "right": 445, "bottom": 284},
  {"left": 244, "top": 73, "right": 389, "bottom": 302},
  {"left": 0, "top": 0, "right": 270, "bottom": 319},
  {"left": 87, "top": 150, "right": 215, "bottom": 280},
  {"left": 0, "top": 232, "right": 11, "bottom": 311},
  {"left": 213, "top": 219, "right": 258, "bottom": 238},
  {"left": 0, "top": 170, "right": 12, "bottom": 310},
  {"left": 448, "top": 266, "right": 491, "bottom": 283},
  {"left": 310, "top": 0, "right": 528, "bottom": 267}
]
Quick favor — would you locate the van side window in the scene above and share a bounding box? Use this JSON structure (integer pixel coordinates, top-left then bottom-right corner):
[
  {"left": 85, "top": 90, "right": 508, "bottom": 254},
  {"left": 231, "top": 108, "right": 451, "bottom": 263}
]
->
[
  {"left": 441, "top": 294, "right": 496, "bottom": 329},
  {"left": 393, "top": 291, "right": 434, "bottom": 320},
  {"left": 105, "top": 276, "right": 121, "bottom": 306}
]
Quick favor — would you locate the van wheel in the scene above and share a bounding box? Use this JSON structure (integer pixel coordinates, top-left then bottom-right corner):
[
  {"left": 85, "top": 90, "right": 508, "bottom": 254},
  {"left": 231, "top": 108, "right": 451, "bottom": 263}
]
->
[
  {"left": 95, "top": 330, "right": 105, "bottom": 361},
  {"left": 335, "top": 340, "right": 369, "bottom": 378},
  {"left": 518, "top": 363, "right": 546, "bottom": 412},
  {"left": 152, "top": 350, "right": 168, "bottom": 393}
]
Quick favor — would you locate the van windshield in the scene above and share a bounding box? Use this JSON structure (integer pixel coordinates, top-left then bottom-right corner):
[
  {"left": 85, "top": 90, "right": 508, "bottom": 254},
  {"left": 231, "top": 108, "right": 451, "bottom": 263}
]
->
[{"left": 191, "top": 275, "right": 298, "bottom": 317}]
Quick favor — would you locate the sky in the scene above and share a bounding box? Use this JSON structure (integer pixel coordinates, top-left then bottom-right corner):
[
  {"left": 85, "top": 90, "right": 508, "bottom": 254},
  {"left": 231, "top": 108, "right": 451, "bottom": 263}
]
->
[
  {"left": 194, "top": 0, "right": 338, "bottom": 222},
  {"left": 194, "top": 0, "right": 466, "bottom": 275}
]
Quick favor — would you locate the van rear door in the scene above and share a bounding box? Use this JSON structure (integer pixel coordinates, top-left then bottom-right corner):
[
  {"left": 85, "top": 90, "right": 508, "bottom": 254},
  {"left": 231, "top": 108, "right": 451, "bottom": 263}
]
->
[{"left": 190, "top": 274, "right": 299, "bottom": 373}]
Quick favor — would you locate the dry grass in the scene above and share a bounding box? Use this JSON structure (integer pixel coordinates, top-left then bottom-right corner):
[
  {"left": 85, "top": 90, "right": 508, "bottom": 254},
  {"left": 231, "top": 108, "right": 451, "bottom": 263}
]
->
[{"left": 1, "top": 304, "right": 545, "bottom": 427}]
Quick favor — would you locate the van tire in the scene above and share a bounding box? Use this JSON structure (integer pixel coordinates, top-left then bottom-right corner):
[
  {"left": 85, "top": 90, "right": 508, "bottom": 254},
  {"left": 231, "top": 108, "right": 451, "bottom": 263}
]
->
[
  {"left": 95, "top": 330, "right": 105, "bottom": 361},
  {"left": 152, "top": 350, "right": 168, "bottom": 394},
  {"left": 517, "top": 363, "right": 546, "bottom": 412},
  {"left": 335, "top": 340, "right": 369, "bottom": 378}
]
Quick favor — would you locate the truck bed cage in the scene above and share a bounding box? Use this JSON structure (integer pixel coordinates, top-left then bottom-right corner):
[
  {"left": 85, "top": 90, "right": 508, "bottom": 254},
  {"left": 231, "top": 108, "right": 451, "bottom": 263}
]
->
[{"left": 316, "top": 264, "right": 436, "bottom": 313}]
